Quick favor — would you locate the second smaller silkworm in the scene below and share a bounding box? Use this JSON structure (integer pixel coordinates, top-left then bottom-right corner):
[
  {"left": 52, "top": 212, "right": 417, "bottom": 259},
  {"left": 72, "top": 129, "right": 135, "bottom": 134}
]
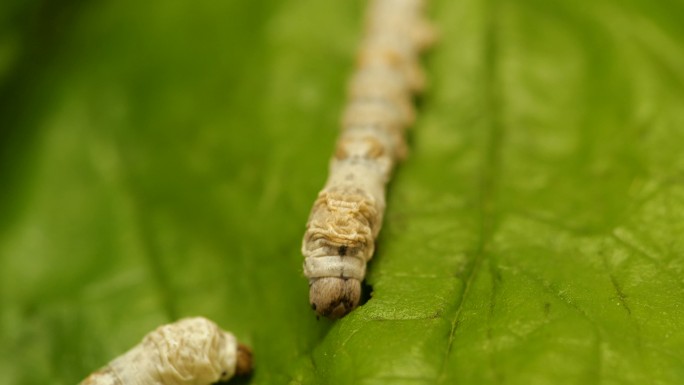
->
[{"left": 80, "top": 317, "right": 253, "bottom": 385}]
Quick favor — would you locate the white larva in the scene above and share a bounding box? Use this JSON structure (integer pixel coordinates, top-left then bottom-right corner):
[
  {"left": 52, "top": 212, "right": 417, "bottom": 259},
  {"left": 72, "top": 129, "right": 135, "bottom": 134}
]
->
[
  {"left": 80, "top": 317, "right": 252, "bottom": 385},
  {"left": 302, "top": 0, "right": 435, "bottom": 318}
]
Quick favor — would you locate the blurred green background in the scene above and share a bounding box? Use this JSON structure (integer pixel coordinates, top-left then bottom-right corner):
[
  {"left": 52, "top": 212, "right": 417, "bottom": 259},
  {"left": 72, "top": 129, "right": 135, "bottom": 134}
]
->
[{"left": 1, "top": 0, "right": 683, "bottom": 384}]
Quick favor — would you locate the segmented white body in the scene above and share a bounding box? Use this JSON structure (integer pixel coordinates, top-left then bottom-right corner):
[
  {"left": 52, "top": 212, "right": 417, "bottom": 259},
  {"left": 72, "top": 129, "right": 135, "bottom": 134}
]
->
[
  {"left": 302, "top": 0, "right": 434, "bottom": 317},
  {"left": 81, "top": 317, "right": 240, "bottom": 385}
]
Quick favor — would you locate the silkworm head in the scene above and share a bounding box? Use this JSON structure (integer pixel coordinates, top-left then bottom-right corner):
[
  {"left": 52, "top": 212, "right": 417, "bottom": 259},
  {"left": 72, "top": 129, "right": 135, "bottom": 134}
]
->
[
  {"left": 309, "top": 277, "right": 361, "bottom": 319},
  {"left": 234, "top": 343, "right": 253, "bottom": 377}
]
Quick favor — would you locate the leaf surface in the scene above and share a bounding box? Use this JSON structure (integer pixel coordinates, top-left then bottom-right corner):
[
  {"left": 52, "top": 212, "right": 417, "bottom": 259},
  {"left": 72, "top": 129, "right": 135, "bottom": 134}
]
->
[{"left": 1, "top": 0, "right": 683, "bottom": 384}]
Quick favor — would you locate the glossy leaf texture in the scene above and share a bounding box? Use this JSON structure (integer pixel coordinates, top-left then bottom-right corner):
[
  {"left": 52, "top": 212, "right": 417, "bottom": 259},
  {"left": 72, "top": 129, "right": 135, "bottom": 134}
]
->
[{"left": 1, "top": 0, "right": 683, "bottom": 384}]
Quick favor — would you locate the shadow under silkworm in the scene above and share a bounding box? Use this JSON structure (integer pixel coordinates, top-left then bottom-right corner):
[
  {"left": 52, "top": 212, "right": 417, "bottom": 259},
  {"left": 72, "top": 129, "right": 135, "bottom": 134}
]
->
[
  {"left": 360, "top": 280, "right": 374, "bottom": 307},
  {"left": 215, "top": 372, "right": 252, "bottom": 385}
]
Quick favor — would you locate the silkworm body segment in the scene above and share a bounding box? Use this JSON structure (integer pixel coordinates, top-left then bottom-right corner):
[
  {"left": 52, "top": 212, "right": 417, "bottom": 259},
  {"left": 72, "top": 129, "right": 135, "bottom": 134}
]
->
[{"left": 303, "top": 0, "right": 434, "bottom": 318}]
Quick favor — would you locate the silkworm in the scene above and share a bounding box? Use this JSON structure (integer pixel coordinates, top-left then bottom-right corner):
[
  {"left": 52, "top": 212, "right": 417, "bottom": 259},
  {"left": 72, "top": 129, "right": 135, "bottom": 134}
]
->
[
  {"left": 302, "top": 0, "right": 435, "bottom": 319},
  {"left": 80, "top": 317, "right": 253, "bottom": 385}
]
